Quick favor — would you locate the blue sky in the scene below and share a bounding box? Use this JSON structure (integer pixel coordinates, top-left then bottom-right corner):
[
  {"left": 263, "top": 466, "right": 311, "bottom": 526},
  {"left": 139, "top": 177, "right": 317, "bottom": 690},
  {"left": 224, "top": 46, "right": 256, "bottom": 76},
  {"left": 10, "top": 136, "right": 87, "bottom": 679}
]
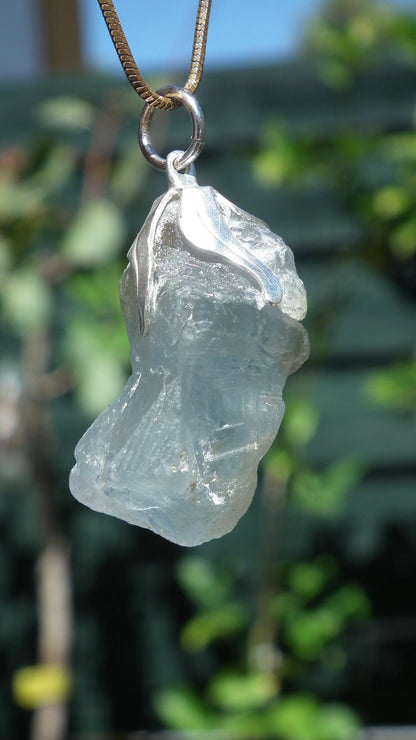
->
[{"left": 81, "top": 0, "right": 415, "bottom": 74}]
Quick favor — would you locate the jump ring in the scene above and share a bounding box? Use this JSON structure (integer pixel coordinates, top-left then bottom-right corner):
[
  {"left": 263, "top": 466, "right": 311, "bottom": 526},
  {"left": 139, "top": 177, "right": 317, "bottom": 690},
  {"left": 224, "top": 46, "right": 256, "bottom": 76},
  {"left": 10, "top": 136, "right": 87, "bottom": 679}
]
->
[{"left": 138, "top": 85, "right": 205, "bottom": 171}]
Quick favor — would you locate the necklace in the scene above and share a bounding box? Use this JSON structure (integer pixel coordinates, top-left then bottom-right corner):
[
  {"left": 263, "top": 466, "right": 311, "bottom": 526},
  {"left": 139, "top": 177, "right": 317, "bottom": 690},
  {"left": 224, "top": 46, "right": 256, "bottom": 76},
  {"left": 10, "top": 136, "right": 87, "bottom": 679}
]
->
[{"left": 69, "top": 1, "right": 309, "bottom": 546}]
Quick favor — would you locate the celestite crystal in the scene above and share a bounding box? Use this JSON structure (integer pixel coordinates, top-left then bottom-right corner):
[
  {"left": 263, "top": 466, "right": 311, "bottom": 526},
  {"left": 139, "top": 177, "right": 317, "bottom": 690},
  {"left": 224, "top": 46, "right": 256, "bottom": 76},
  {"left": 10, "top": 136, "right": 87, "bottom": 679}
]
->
[{"left": 69, "top": 154, "right": 309, "bottom": 546}]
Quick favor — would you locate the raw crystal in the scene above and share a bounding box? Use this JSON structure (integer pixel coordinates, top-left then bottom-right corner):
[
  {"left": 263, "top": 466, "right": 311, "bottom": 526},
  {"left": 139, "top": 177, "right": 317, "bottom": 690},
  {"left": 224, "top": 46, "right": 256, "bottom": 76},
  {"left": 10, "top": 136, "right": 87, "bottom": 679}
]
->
[{"left": 69, "top": 158, "right": 309, "bottom": 546}]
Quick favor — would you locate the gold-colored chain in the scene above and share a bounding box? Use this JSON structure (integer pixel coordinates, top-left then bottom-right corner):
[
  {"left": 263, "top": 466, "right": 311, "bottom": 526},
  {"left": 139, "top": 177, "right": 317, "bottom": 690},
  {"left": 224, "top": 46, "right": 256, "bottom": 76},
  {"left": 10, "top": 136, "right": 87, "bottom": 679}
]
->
[{"left": 97, "top": 1, "right": 212, "bottom": 110}]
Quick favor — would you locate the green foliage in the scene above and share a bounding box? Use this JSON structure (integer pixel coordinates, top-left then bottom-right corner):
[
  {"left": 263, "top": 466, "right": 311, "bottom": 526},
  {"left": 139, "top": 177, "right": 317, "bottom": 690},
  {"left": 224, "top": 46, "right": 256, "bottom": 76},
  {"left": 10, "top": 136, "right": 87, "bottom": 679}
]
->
[
  {"left": 36, "top": 97, "right": 97, "bottom": 131},
  {"left": 255, "top": 125, "right": 320, "bottom": 186},
  {"left": 255, "top": 1, "right": 416, "bottom": 272},
  {"left": 281, "top": 560, "right": 369, "bottom": 662},
  {"left": 0, "top": 92, "right": 142, "bottom": 419},
  {"left": 177, "top": 558, "right": 248, "bottom": 652},
  {"left": 306, "top": 0, "right": 416, "bottom": 88},
  {"left": 290, "top": 458, "right": 364, "bottom": 515},
  {"left": 156, "top": 551, "right": 369, "bottom": 737},
  {"left": 65, "top": 323, "right": 126, "bottom": 415},
  {"left": 287, "top": 557, "right": 338, "bottom": 601},
  {"left": 176, "top": 557, "right": 234, "bottom": 609},
  {"left": 181, "top": 604, "right": 247, "bottom": 653},
  {"left": 61, "top": 199, "right": 126, "bottom": 268},
  {"left": 110, "top": 139, "right": 148, "bottom": 206},
  {"left": 1, "top": 269, "right": 52, "bottom": 334},
  {"left": 208, "top": 670, "right": 276, "bottom": 711},
  {"left": 269, "top": 696, "right": 359, "bottom": 740},
  {"left": 155, "top": 686, "right": 213, "bottom": 732},
  {"left": 157, "top": 685, "right": 361, "bottom": 740},
  {"left": 365, "top": 360, "right": 416, "bottom": 412},
  {"left": 282, "top": 398, "right": 319, "bottom": 450}
]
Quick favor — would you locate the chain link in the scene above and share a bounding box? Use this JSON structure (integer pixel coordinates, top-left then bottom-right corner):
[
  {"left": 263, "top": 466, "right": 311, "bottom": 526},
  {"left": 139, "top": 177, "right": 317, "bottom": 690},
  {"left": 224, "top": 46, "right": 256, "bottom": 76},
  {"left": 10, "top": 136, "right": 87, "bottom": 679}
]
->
[{"left": 97, "top": 1, "right": 212, "bottom": 111}]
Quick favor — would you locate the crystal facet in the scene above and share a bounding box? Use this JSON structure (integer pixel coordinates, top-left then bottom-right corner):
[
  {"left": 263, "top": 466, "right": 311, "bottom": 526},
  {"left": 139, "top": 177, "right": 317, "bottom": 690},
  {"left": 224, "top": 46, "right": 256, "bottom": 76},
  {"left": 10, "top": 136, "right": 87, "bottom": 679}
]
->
[{"left": 69, "top": 155, "right": 309, "bottom": 546}]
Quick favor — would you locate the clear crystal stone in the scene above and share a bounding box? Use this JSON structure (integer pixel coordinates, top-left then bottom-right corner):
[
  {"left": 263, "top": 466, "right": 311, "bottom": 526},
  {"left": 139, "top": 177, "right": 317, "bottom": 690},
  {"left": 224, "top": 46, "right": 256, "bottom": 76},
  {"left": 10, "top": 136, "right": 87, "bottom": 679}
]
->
[{"left": 69, "top": 172, "right": 308, "bottom": 546}]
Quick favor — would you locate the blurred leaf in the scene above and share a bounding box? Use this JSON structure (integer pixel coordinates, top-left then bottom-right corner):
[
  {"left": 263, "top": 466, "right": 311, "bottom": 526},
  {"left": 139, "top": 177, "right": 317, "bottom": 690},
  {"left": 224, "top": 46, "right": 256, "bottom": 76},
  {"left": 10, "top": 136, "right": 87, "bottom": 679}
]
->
[
  {"left": 315, "top": 704, "right": 360, "bottom": 740},
  {"left": 271, "top": 591, "right": 302, "bottom": 621},
  {"left": 288, "top": 556, "right": 338, "bottom": 601},
  {"left": 155, "top": 686, "right": 213, "bottom": 731},
  {"left": 37, "top": 97, "right": 96, "bottom": 131},
  {"left": 382, "top": 132, "right": 416, "bottom": 162},
  {"left": 391, "top": 214, "right": 416, "bottom": 257},
  {"left": 1, "top": 269, "right": 52, "bottom": 333},
  {"left": 264, "top": 448, "right": 296, "bottom": 482},
  {"left": 13, "top": 665, "right": 72, "bottom": 710},
  {"left": 176, "top": 557, "right": 233, "bottom": 609},
  {"left": 291, "top": 458, "right": 363, "bottom": 515},
  {"left": 76, "top": 352, "right": 125, "bottom": 416},
  {"left": 61, "top": 199, "right": 126, "bottom": 267},
  {"left": 0, "top": 175, "right": 45, "bottom": 223},
  {"left": 286, "top": 607, "right": 343, "bottom": 660},
  {"left": 283, "top": 398, "right": 319, "bottom": 448},
  {"left": 110, "top": 139, "right": 148, "bottom": 206},
  {"left": 0, "top": 236, "right": 12, "bottom": 276},
  {"left": 372, "top": 186, "right": 412, "bottom": 219},
  {"left": 268, "top": 695, "right": 360, "bottom": 740},
  {"left": 65, "top": 319, "right": 126, "bottom": 415},
  {"left": 181, "top": 603, "right": 247, "bottom": 652},
  {"left": 267, "top": 694, "right": 320, "bottom": 740},
  {"left": 66, "top": 266, "right": 126, "bottom": 316},
  {"left": 29, "top": 145, "right": 75, "bottom": 195},
  {"left": 317, "top": 59, "right": 352, "bottom": 89},
  {"left": 366, "top": 361, "right": 416, "bottom": 411},
  {"left": 349, "top": 14, "right": 378, "bottom": 47},
  {"left": 219, "top": 709, "right": 269, "bottom": 738},
  {"left": 326, "top": 584, "right": 371, "bottom": 621},
  {"left": 208, "top": 670, "right": 277, "bottom": 711},
  {"left": 254, "top": 125, "right": 316, "bottom": 185},
  {"left": 320, "top": 644, "right": 348, "bottom": 673}
]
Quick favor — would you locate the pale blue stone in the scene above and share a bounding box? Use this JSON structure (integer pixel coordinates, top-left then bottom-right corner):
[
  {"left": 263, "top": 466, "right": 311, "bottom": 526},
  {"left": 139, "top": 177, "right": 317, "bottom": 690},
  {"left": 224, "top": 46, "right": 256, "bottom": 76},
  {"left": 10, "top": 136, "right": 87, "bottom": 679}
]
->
[{"left": 69, "top": 172, "right": 308, "bottom": 546}]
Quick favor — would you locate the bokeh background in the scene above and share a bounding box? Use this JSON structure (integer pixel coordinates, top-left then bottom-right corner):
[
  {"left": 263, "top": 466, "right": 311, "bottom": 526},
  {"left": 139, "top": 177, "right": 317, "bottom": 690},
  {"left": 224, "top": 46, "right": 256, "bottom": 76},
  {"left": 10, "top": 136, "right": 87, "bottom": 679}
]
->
[{"left": 0, "top": 1, "right": 415, "bottom": 738}]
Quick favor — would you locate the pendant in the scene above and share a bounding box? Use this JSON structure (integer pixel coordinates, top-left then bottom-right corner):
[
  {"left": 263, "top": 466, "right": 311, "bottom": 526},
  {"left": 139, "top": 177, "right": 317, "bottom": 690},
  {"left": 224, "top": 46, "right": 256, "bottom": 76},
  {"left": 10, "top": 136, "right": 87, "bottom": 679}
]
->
[{"left": 69, "top": 89, "right": 309, "bottom": 547}]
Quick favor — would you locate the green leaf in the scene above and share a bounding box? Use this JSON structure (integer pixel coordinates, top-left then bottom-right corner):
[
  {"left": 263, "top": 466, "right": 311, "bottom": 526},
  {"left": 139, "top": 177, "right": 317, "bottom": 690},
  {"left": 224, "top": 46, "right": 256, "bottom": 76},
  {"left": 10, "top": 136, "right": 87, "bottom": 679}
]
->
[
  {"left": 110, "top": 139, "right": 148, "bottom": 206},
  {"left": 75, "top": 352, "right": 125, "bottom": 416},
  {"left": 264, "top": 449, "right": 296, "bottom": 482},
  {"left": 372, "top": 186, "right": 412, "bottom": 219},
  {"left": 315, "top": 704, "right": 360, "bottom": 740},
  {"left": 254, "top": 125, "right": 317, "bottom": 186},
  {"left": 208, "top": 671, "right": 277, "bottom": 711},
  {"left": 283, "top": 399, "right": 319, "bottom": 448},
  {"left": 61, "top": 199, "right": 126, "bottom": 267},
  {"left": 0, "top": 176, "right": 45, "bottom": 223},
  {"left": 219, "top": 709, "right": 269, "bottom": 738},
  {"left": 176, "top": 557, "right": 233, "bottom": 609},
  {"left": 288, "top": 556, "right": 338, "bottom": 601},
  {"left": 326, "top": 584, "right": 371, "bottom": 621},
  {"left": 317, "top": 59, "right": 352, "bottom": 89},
  {"left": 286, "top": 607, "right": 343, "bottom": 660},
  {"left": 0, "top": 236, "right": 12, "bottom": 276},
  {"left": 366, "top": 361, "right": 416, "bottom": 411},
  {"left": 270, "top": 591, "right": 302, "bottom": 621},
  {"left": 154, "top": 687, "right": 212, "bottom": 731},
  {"left": 382, "top": 132, "right": 416, "bottom": 162},
  {"left": 391, "top": 215, "right": 416, "bottom": 257},
  {"left": 37, "top": 97, "right": 96, "bottom": 131},
  {"left": 29, "top": 145, "right": 75, "bottom": 195},
  {"left": 267, "top": 694, "right": 320, "bottom": 740},
  {"left": 66, "top": 266, "right": 125, "bottom": 316},
  {"left": 65, "top": 319, "right": 126, "bottom": 415},
  {"left": 181, "top": 603, "right": 247, "bottom": 652},
  {"left": 1, "top": 270, "right": 52, "bottom": 333},
  {"left": 291, "top": 458, "right": 363, "bottom": 515}
]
